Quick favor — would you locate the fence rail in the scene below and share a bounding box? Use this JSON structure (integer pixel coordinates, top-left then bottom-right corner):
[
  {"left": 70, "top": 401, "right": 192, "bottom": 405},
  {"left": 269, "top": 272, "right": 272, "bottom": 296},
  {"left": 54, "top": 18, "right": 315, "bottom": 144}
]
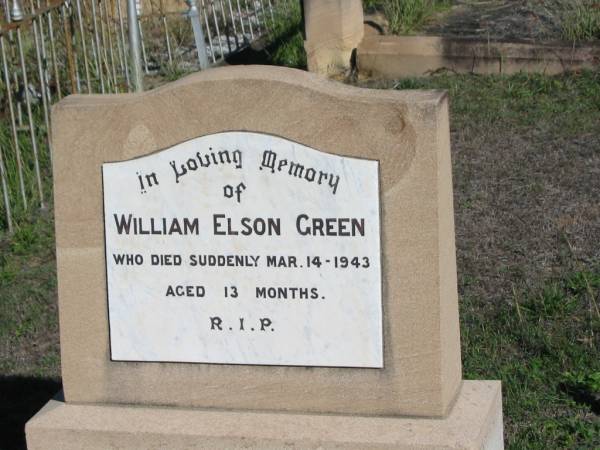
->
[{"left": 0, "top": 0, "right": 298, "bottom": 232}]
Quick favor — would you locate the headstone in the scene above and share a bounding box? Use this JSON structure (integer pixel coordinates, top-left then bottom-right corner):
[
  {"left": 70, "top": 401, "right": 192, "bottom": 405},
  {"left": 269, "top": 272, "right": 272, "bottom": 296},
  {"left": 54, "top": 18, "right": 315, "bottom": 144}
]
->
[
  {"left": 26, "top": 66, "right": 503, "bottom": 449},
  {"left": 303, "top": 0, "right": 364, "bottom": 74}
]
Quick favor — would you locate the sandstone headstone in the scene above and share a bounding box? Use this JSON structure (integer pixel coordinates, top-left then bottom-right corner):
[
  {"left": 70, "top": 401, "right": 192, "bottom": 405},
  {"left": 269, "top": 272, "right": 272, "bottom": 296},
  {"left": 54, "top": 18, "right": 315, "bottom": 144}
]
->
[
  {"left": 26, "top": 65, "right": 503, "bottom": 449},
  {"left": 303, "top": 0, "right": 364, "bottom": 74}
]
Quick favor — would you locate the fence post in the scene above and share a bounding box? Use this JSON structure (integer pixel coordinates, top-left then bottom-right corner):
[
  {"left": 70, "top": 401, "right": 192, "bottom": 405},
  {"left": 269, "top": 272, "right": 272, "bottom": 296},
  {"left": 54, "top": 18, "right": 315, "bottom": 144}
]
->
[
  {"left": 11, "top": 0, "right": 23, "bottom": 20},
  {"left": 0, "top": 143, "right": 12, "bottom": 233},
  {"left": 62, "top": 4, "right": 78, "bottom": 93},
  {"left": 186, "top": 0, "right": 210, "bottom": 70},
  {"left": 127, "top": 0, "right": 143, "bottom": 91}
]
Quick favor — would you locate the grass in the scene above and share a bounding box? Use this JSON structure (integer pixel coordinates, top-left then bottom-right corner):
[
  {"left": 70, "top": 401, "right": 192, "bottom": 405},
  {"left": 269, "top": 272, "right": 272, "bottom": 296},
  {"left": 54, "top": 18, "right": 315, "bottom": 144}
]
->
[
  {"left": 152, "top": 3, "right": 307, "bottom": 81},
  {"left": 561, "top": 0, "right": 600, "bottom": 42},
  {"left": 462, "top": 272, "right": 600, "bottom": 448},
  {"left": 2, "top": 33, "right": 600, "bottom": 449},
  {"left": 263, "top": 0, "right": 307, "bottom": 70},
  {"left": 364, "top": 0, "right": 452, "bottom": 34},
  {"left": 383, "top": 0, "right": 451, "bottom": 34},
  {"left": 0, "top": 206, "right": 58, "bottom": 379},
  {"left": 358, "top": 69, "right": 600, "bottom": 448},
  {"left": 0, "top": 108, "right": 52, "bottom": 232},
  {"left": 386, "top": 70, "right": 600, "bottom": 135},
  {"left": 540, "top": 0, "right": 600, "bottom": 42}
]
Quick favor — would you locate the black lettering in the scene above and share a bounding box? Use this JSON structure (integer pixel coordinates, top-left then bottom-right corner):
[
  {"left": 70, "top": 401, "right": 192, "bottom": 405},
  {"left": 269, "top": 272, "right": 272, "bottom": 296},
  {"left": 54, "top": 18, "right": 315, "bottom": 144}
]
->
[
  {"left": 268, "top": 218, "right": 280, "bottom": 236},
  {"left": 338, "top": 218, "right": 350, "bottom": 236},
  {"left": 353, "top": 218, "right": 365, "bottom": 237},
  {"left": 169, "top": 160, "right": 187, "bottom": 183},
  {"left": 112, "top": 253, "right": 143, "bottom": 265},
  {"left": 312, "top": 218, "right": 324, "bottom": 236},
  {"left": 145, "top": 172, "right": 159, "bottom": 187},
  {"left": 254, "top": 218, "right": 266, "bottom": 235},
  {"left": 260, "top": 150, "right": 277, "bottom": 172},
  {"left": 113, "top": 213, "right": 133, "bottom": 234},
  {"left": 197, "top": 152, "right": 211, "bottom": 168},
  {"left": 183, "top": 218, "right": 199, "bottom": 235},
  {"left": 210, "top": 149, "right": 218, "bottom": 164},
  {"left": 210, "top": 317, "right": 223, "bottom": 330},
  {"left": 277, "top": 158, "right": 288, "bottom": 171},
  {"left": 240, "top": 217, "right": 253, "bottom": 236},
  {"left": 329, "top": 174, "right": 340, "bottom": 195},
  {"left": 113, "top": 253, "right": 126, "bottom": 264},
  {"left": 260, "top": 318, "right": 272, "bottom": 331},
  {"left": 168, "top": 219, "right": 182, "bottom": 235},
  {"left": 232, "top": 150, "right": 242, "bottom": 168},
  {"left": 213, "top": 214, "right": 226, "bottom": 235},
  {"left": 318, "top": 171, "right": 328, "bottom": 185},
  {"left": 326, "top": 218, "right": 336, "bottom": 235},
  {"left": 288, "top": 161, "right": 304, "bottom": 178},
  {"left": 218, "top": 150, "right": 231, "bottom": 164},
  {"left": 296, "top": 214, "right": 309, "bottom": 235},
  {"left": 186, "top": 158, "right": 198, "bottom": 171}
]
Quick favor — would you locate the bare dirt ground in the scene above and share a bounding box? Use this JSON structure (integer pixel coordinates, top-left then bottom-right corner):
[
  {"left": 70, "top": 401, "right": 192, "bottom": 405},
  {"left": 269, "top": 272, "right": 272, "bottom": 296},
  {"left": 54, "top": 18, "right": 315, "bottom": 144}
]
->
[
  {"left": 451, "top": 119, "right": 600, "bottom": 303},
  {"left": 357, "top": 72, "right": 600, "bottom": 305},
  {"left": 425, "top": 0, "right": 587, "bottom": 42}
]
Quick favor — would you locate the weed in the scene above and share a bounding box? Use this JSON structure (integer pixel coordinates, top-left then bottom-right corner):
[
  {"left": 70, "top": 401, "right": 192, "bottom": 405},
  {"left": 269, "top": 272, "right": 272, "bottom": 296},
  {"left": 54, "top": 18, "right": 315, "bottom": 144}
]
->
[
  {"left": 563, "top": 370, "right": 600, "bottom": 393},
  {"left": 363, "top": 0, "right": 383, "bottom": 12},
  {"left": 0, "top": 208, "right": 58, "bottom": 380},
  {"left": 529, "top": 0, "right": 600, "bottom": 43},
  {"left": 462, "top": 270, "right": 600, "bottom": 449},
  {"left": 0, "top": 104, "right": 53, "bottom": 233},
  {"left": 560, "top": 0, "right": 600, "bottom": 42},
  {"left": 365, "top": 0, "right": 451, "bottom": 34},
  {"left": 159, "top": 63, "right": 188, "bottom": 82},
  {"left": 265, "top": 1, "right": 306, "bottom": 69},
  {"left": 386, "top": 70, "right": 600, "bottom": 136}
]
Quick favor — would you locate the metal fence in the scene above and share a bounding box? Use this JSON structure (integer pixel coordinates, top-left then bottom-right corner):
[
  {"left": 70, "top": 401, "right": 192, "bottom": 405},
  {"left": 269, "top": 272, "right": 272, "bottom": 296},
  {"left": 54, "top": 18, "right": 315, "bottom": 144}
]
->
[{"left": 0, "top": 0, "right": 298, "bottom": 232}]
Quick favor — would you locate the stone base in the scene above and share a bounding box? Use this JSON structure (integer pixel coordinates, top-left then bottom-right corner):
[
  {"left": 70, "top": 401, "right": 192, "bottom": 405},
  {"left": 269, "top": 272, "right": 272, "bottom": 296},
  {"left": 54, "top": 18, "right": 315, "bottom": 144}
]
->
[
  {"left": 26, "top": 380, "right": 503, "bottom": 449},
  {"left": 305, "top": 44, "right": 356, "bottom": 75},
  {"left": 357, "top": 35, "right": 600, "bottom": 78}
]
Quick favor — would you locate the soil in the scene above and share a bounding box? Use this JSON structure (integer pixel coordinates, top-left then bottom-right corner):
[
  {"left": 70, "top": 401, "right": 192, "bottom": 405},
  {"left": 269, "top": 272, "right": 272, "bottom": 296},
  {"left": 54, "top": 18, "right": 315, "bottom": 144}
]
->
[
  {"left": 355, "top": 74, "right": 600, "bottom": 307},
  {"left": 424, "top": 0, "right": 577, "bottom": 43},
  {"left": 450, "top": 125, "right": 600, "bottom": 304}
]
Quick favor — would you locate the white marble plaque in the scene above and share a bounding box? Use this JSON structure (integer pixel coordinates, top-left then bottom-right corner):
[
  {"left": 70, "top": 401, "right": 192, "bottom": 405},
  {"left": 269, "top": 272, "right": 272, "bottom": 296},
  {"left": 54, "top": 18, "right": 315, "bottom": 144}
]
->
[{"left": 103, "top": 132, "right": 382, "bottom": 367}]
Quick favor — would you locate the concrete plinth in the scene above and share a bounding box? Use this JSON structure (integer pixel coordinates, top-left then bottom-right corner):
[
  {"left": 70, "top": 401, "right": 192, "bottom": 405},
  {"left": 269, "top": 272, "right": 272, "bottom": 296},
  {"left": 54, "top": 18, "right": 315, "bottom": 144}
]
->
[
  {"left": 357, "top": 35, "right": 600, "bottom": 78},
  {"left": 26, "top": 380, "right": 503, "bottom": 449}
]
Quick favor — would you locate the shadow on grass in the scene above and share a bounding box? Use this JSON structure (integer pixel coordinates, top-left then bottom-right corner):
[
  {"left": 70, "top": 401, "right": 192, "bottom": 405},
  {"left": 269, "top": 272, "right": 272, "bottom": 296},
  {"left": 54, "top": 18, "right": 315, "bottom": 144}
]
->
[
  {"left": 225, "top": 0, "right": 306, "bottom": 70},
  {"left": 225, "top": 24, "right": 307, "bottom": 70},
  {"left": 559, "top": 382, "right": 600, "bottom": 415},
  {"left": 0, "top": 376, "right": 61, "bottom": 450}
]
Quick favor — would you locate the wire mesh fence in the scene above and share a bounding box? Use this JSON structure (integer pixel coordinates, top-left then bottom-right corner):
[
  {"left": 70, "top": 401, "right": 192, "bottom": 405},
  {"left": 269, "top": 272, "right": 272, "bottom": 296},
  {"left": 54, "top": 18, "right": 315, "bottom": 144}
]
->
[{"left": 0, "top": 0, "right": 299, "bottom": 232}]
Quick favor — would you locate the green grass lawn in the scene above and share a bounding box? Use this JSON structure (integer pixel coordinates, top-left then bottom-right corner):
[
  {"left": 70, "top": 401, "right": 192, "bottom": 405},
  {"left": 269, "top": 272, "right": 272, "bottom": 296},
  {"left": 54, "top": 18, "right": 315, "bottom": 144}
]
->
[
  {"left": 1, "top": 68, "right": 600, "bottom": 448},
  {"left": 359, "top": 70, "right": 600, "bottom": 449}
]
